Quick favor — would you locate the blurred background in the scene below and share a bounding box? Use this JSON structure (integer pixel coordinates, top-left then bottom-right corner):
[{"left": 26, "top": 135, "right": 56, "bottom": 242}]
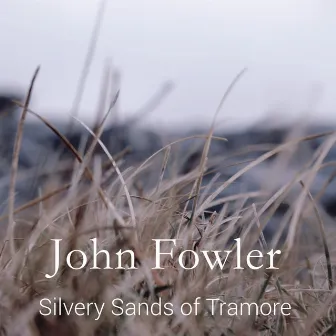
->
[{"left": 1, "top": 0, "right": 336, "bottom": 131}]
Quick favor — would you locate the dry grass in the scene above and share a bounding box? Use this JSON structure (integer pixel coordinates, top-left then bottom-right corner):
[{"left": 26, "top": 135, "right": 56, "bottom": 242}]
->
[
  {"left": 0, "top": 117, "right": 336, "bottom": 336},
  {"left": 0, "top": 61, "right": 335, "bottom": 335}
]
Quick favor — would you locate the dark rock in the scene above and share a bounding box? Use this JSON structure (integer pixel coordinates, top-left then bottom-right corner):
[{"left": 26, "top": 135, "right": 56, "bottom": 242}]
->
[{"left": 0, "top": 90, "right": 336, "bottom": 247}]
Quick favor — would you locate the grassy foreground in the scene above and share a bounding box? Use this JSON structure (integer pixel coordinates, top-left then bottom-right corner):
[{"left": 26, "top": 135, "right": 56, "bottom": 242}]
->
[{"left": 0, "top": 123, "right": 336, "bottom": 336}]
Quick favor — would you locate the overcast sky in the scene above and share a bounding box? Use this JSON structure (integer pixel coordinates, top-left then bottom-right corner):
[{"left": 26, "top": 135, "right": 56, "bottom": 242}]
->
[{"left": 1, "top": 0, "right": 336, "bottom": 130}]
